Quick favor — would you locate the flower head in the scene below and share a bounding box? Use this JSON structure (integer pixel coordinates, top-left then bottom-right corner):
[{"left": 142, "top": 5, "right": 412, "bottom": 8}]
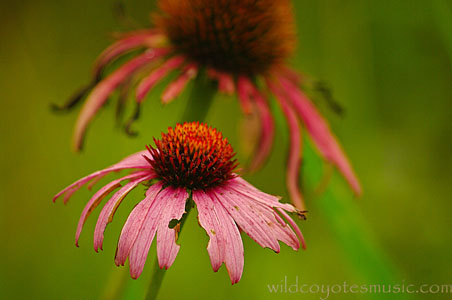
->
[
  {"left": 54, "top": 122, "right": 305, "bottom": 283},
  {"left": 154, "top": 0, "right": 295, "bottom": 75},
  {"left": 148, "top": 122, "right": 237, "bottom": 189},
  {"left": 60, "top": 0, "right": 361, "bottom": 210}
]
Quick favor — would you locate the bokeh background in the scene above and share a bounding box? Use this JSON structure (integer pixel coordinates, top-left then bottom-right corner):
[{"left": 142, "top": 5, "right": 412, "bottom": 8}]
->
[{"left": 1, "top": 0, "right": 451, "bottom": 299}]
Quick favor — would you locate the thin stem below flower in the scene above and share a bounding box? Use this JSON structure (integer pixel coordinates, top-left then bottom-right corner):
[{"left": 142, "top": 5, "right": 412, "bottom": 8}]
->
[
  {"left": 100, "top": 266, "right": 129, "bottom": 300},
  {"left": 145, "top": 259, "right": 166, "bottom": 300}
]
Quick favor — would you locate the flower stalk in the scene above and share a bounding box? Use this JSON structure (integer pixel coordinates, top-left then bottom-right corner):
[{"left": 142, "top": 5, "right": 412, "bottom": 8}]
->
[{"left": 181, "top": 69, "right": 217, "bottom": 123}]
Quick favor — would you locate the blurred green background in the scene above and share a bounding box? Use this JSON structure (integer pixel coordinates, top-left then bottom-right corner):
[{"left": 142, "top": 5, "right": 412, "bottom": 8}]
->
[{"left": 1, "top": 0, "right": 452, "bottom": 299}]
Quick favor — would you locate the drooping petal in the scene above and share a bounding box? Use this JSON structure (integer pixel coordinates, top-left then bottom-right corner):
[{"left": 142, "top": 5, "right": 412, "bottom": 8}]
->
[
  {"left": 278, "top": 75, "right": 362, "bottom": 196},
  {"left": 75, "top": 172, "right": 148, "bottom": 247},
  {"left": 93, "top": 30, "right": 163, "bottom": 79},
  {"left": 268, "top": 80, "right": 306, "bottom": 210},
  {"left": 127, "top": 187, "right": 183, "bottom": 278},
  {"left": 53, "top": 150, "right": 151, "bottom": 203},
  {"left": 275, "top": 208, "right": 306, "bottom": 250},
  {"left": 213, "top": 186, "right": 280, "bottom": 252},
  {"left": 156, "top": 187, "right": 189, "bottom": 269},
  {"left": 93, "top": 173, "right": 155, "bottom": 252},
  {"left": 237, "top": 76, "right": 254, "bottom": 115},
  {"left": 207, "top": 69, "right": 235, "bottom": 95},
  {"left": 161, "top": 64, "right": 198, "bottom": 104},
  {"left": 73, "top": 49, "right": 168, "bottom": 151},
  {"left": 193, "top": 190, "right": 244, "bottom": 284},
  {"left": 115, "top": 182, "right": 163, "bottom": 267},
  {"left": 135, "top": 56, "right": 185, "bottom": 103},
  {"left": 216, "top": 180, "right": 302, "bottom": 251},
  {"left": 246, "top": 82, "right": 275, "bottom": 171},
  {"left": 192, "top": 191, "right": 223, "bottom": 271},
  {"left": 252, "top": 203, "right": 300, "bottom": 251}
]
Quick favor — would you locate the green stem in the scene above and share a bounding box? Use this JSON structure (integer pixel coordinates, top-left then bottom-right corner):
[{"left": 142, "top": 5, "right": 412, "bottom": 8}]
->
[
  {"left": 144, "top": 71, "right": 216, "bottom": 300},
  {"left": 181, "top": 69, "right": 217, "bottom": 123},
  {"left": 145, "top": 262, "right": 166, "bottom": 300},
  {"left": 100, "top": 266, "right": 128, "bottom": 300}
]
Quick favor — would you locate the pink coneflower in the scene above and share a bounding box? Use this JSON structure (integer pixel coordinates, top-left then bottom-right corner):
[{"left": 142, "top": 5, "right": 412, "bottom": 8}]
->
[
  {"left": 63, "top": 0, "right": 361, "bottom": 210},
  {"left": 53, "top": 122, "right": 305, "bottom": 283}
]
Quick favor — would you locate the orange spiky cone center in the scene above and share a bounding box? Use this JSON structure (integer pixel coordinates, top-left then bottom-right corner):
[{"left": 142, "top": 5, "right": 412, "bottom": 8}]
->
[{"left": 147, "top": 122, "right": 238, "bottom": 189}]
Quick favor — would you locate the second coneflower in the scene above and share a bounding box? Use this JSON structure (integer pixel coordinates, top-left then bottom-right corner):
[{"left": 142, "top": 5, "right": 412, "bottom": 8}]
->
[
  {"left": 54, "top": 122, "right": 305, "bottom": 283},
  {"left": 60, "top": 0, "right": 361, "bottom": 210}
]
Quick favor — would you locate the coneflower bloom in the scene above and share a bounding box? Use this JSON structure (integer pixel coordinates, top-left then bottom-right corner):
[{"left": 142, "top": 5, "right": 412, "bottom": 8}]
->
[
  {"left": 53, "top": 122, "right": 305, "bottom": 283},
  {"left": 63, "top": 0, "right": 361, "bottom": 210}
]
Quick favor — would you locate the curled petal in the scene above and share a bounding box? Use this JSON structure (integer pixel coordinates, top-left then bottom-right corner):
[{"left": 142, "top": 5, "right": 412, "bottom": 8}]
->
[
  {"left": 73, "top": 49, "right": 168, "bottom": 151},
  {"left": 273, "top": 85, "right": 305, "bottom": 210},
  {"left": 193, "top": 190, "right": 244, "bottom": 284},
  {"left": 161, "top": 64, "right": 198, "bottom": 104},
  {"left": 135, "top": 56, "right": 185, "bottom": 103},
  {"left": 278, "top": 76, "right": 362, "bottom": 196},
  {"left": 246, "top": 82, "right": 275, "bottom": 171},
  {"left": 53, "top": 150, "right": 151, "bottom": 203},
  {"left": 51, "top": 82, "right": 96, "bottom": 112}
]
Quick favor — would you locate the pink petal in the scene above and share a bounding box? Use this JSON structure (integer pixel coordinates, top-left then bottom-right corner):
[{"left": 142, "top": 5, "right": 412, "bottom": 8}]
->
[
  {"left": 207, "top": 69, "right": 235, "bottom": 95},
  {"left": 114, "top": 181, "right": 163, "bottom": 268},
  {"left": 93, "top": 30, "right": 163, "bottom": 78},
  {"left": 278, "top": 66, "right": 303, "bottom": 86},
  {"left": 73, "top": 50, "right": 168, "bottom": 151},
  {"left": 228, "top": 177, "right": 296, "bottom": 212},
  {"left": 213, "top": 186, "right": 280, "bottom": 252},
  {"left": 127, "top": 187, "right": 177, "bottom": 279},
  {"left": 75, "top": 172, "right": 148, "bottom": 247},
  {"left": 193, "top": 190, "right": 244, "bottom": 284},
  {"left": 276, "top": 208, "right": 306, "bottom": 250},
  {"left": 192, "top": 191, "right": 223, "bottom": 271},
  {"left": 93, "top": 173, "right": 155, "bottom": 252},
  {"left": 269, "top": 82, "right": 306, "bottom": 210},
  {"left": 156, "top": 187, "right": 189, "bottom": 269},
  {"left": 278, "top": 75, "right": 362, "bottom": 196},
  {"left": 252, "top": 204, "right": 300, "bottom": 251},
  {"left": 161, "top": 64, "right": 198, "bottom": 104},
  {"left": 237, "top": 76, "right": 254, "bottom": 115},
  {"left": 87, "top": 174, "right": 107, "bottom": 190},
  {"left": 135, "top": 56, "right": 185, "bottom": 103},
  {"left": 218, "top": 181, "right": 301, "bottom": 251},
  {"left": 53, "top": 150, "right": 151, "bottom": 203},
  {"left": 246, "top": 82, "right": 275, "bottom": 171}
]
